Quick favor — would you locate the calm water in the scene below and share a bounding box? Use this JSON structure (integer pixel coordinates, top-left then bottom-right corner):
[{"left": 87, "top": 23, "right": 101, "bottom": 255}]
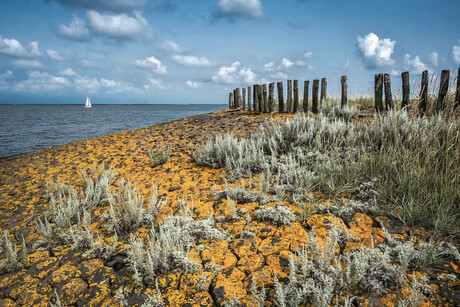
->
[{"left": 0, "top": 104, "right": 226, "bottom": 158}]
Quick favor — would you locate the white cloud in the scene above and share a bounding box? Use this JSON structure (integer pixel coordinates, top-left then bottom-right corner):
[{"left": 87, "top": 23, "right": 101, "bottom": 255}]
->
[
  {"left": 264, "top": 61, "right": 275, "bottom": 71},
  {"left": 280, "top": 58, "right": 295, "bottom": 69},
  {"left": 430, "top": 52, "right": 438, "bottom": 67},
  {"left": 87, "top": 11, "right": 148, "bottom": 39},
  {"left": 212, "top": 61, "right": 256, "bottom": 85},
  {"left": 270, "top": 71, "right": 288, "bottom": 79},
  {"left": 212, "top": 61, "right": 240, "bottom": 84},
  {"left": 14, "top": 59, "right": 43, "bottom": 68},
  {"left": 357, "top": 33, "right": 396, "bottom": 68},
  {"left": 55, "top": 16, "right": 91, "bottom": 41},
  {"left": 172, "top": 55, "right": 213, "bottom": 67},
  {"left": 216, "top": 0, "right": 265, "bottom": 20},
  {"left": 100, "top": 78, "right": 140, "bottom": 93},
  {"left": 296, "top": 60, "right": 306, "bottom": 66},
  {"left": 74, "top": 76, "right": 100, "bottom": 93},
  {"left": 0, "top": 35, "right": 41, "bottom": 57},
  {"left": 160, "top": 40, "right": 181, "bottom": 53},
  {"left": 0, "top": 70, "right": 14, "bottom": 79},
  {"left": 344, "top": 61, "right": 350, "bottom": 69},
  {"left": 135, "top": 56, "right": 167, "bottom": 74},
  {"left": 453, "top": 41, "right": 460, "bottom": 65},
  {"left": 145, "top": 78, "right": 166, "bottom": 89},
  {"left": 404, "top": 54, "right": 428, "bottom": 75},
  {"left": 186, "top": 80, "right": 199, "bottom": 88},
  {"left": 46, "top": 49, "right": 65, "bottom": 61},
  {"left": 304, "top": 51, "right": 313, "bottom": 58},
  {"left": 239, "top": 67, "right": 256, "bottom": 83},
  {"left": 81, "top": 59, "right": 103, "bottom": 68},
  {"left": 60, "top": 68, "right": 77, "bottom": 76},
  {"left": 14, "top": 71, "right": 70, "bottom": 92}
]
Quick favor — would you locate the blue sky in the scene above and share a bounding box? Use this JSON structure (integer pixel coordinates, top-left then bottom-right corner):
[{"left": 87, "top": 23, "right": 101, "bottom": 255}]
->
[{"left": 0, "top": 0, "right": 459, "bottom": 104}]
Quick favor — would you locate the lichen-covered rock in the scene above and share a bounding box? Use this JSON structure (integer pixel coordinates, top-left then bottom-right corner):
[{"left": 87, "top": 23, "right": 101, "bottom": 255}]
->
[
  {"left": 201, "top": 240, "right": 237, "bottom": 271},
  {"left": 237, "top": 253, "right": 265, "bottom": 275},
  {"left": 257, "top": 237, "right": 290, "bottom": 257},
  {"left": 76, "top": 284, "right": 111, "bottom": 307},
  {"left": 16, "top": 288, "right": 49, "bottom": 306},
  {"left": 75, "top": 259, "right": 105, "bottom": 281},
  {"left": 26, "top": 250, "right": 50, "bottom": 267},
  {"left": 179, "top": 270, "right": 214, "bottom": 295},
  {"left": 55, "top": 277, "right": 88, "bottom": 305},
  {"left": 265, "top": 250, "right": 291, "bottom": 280},
  {"left": 345, "top": 213, "right": 385, "bottom": 253},
  {"left": 183, "top": 291, "right": 214, "bottom": 307},
  {"left": 44, "top": 263, "right": 77, "bottom": 286},
  {"left": 157, "top": 271, "right": 181, "bottom": 292},
  {"left": 250, "top": 221, "right": 277, "bottom": 238},
  {"left": 161, "top": 289, "right": 186, "bottom": 306},
  {"left": 27, "top": 257, "right": 59, "bottom": 280},
  {"left": 0, "top": 270, "right": 25, "bottom": 291},
  {"left": 274, "top": 222, "right": 308, "bottom": 252},
  {"left": 230, "top": 237, "right": 261, "bottom": 258}
]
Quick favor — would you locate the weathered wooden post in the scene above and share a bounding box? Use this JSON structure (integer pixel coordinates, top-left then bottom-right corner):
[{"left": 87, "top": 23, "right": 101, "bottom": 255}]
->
[
  {"left": 374, "top": 73, "right": 384, "bottom": 113},
  {"left": 233, "top": 88, "right": 238, "bottom": 108},
  {"left": 384, "top": 73, "right": 393, "bottom": 110},
  {"left": 401, "top": 71, "right": 410, "bottom": 109},
  {"left": 247, "top": 86, "right": 252, "bottom": 111},
  {"left": 253, "top": 84, "right": 258, "bottom": 111},
  {"left": 320, "top": 78, "right": 327, "bottom": 106},
  {"left": 242, "top": 87, "right": 246, "bottom": 110},
  {"left": 262, "top": 84, "right": 267, "bottom": 113},
  {"left": 312, "top": 79, "right": 319, "bottom": 113},
  {"left": 419, "top": 70, "right": 428, "bottom": 115},
  {"left": 303, "top": 80, "right": 309, "bottom": 113},
  {"left": 277, "top": 82, "right": 284, "bottom": 113},
  {"left": 341, "top": 76, "right": 347, "bottom": 109},
  {"left": 257, "top": 84, "right": 263, "bottom": 113},
  {"left": 455, "top": 68, "right": 460, "bottom": 110},
  {"left": 287, "top": 80, "right": 293, "bottom": 113},
  {"left": 293, "top": 80, "right": 299, "bottom": 112},
  {"left": 229, "top": 92, "right": 234, "bottom": 109},
  {"left": 268, "top": 82, "right": 275, "bottom": 113},
  {"left": 436, "top": 69, "right": 450, "bottom": 113}
]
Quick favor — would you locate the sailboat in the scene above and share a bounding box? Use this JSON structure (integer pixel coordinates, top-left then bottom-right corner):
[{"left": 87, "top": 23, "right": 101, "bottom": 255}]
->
[{"left": 85, "top": 96, "right": 92, "bottom": 108}]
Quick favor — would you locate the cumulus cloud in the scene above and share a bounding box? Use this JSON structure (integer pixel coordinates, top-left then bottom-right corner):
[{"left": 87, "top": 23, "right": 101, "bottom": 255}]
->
[
  {"left": 404, "top": 54, "right": 428, "bottom": 75},
  {"left": 280, "top": 58, "right": 294, "bottom": 69},
  {"left": 214, "top": 0, "right": 265, "bottom": 21},
  {"left": 172, "top": 55, "right": 213, "bottom": 67},
  {"left": 81, "top": 59, "right": 103, "bottom": 68},
  {"left": 212, "top": 61, "right": 256, "bottom": 84},
  {"left": 264, "top": 61, "right": 275, "bottom": 71},
  {"left": 0, "top": 35, "right": 41, "bottom": 57},
  {"left": 46, "top": 49, "right": 65, "bottom": 61},
  {"left": 87, "top": 11, "right": 149, "bottom": 39},
  {"left": 60, "top": 68, "right": 77, "bottom": 76},
  {"left": 44, "top": 0, "right": 145, "bottom": 12},
  {"left": 100, "top": 78, "right": 140, "bottom": 93},
  {"left": 357, "top": 33, "right": 396, "bottom": 68},
  {"left": 14, "top": 59, "right": 43, "bottom": 68},
  {"left": 304, "top": 51, "right": 313, "bottom": 58},
  {"left": 159, "top": 40, "right": 181, "bottom": 53},
  {"left": 55, "top": 16, "right": 91, "bottom": 41},
  {"left": 452, "top": 41, "right": 460, "bottom": 65},
  {"left": 0, "top": 70, "right": 14, "bottom": 79},
  {"left": 430, "top": 52, "right": 438, "bottom": 67},
  {"left": 186, "top": 80, "right": 199, "bottom": 88},
  {"left": 144, "top": 77, "right": 166, "bottom": 89},
  {"left": 135, "top": 56, "right": 167, "bottom": 74},
  {"left": 74, "top": 76, "right": 100, "bottom": 93},
  {"left": 15, "top": 71, "right": 70, "bottom": 92}
]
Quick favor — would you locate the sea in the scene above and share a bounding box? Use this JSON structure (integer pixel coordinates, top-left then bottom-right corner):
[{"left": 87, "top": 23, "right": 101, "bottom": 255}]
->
[{"left": 0, "top": 104, "right": 226, "bottom": 158}]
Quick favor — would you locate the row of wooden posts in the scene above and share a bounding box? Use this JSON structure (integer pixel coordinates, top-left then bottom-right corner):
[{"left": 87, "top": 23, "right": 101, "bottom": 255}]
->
[{"left": 229, "top": 67, "right": 460, "bottom": 114}]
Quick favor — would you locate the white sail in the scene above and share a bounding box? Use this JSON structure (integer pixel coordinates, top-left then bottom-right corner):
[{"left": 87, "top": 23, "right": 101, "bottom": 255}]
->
[{"left": 85, "top": 96, "right": 92, "bottom": 108}]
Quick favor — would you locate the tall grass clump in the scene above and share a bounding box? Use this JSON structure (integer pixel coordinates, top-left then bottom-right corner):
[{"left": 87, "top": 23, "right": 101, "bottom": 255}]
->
[
  {"left": 193, "top": 102, "right": 460, "bottom": 235},
  {"left": 148, "top": 143, "right": 171, "bottom": 167}
]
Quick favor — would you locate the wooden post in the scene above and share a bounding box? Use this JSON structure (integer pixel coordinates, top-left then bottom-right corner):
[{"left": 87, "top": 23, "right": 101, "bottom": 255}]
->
[
  {"left": 303, "top": 80, "right": 309, "bottom": 113},
  {"left": 253, "top": 85, "right": 258, "bottom": 111},
  {"left": 262, "top": 84, "right": 267, "bottom": 113},
  {"left": 374, "top": 74, "right": 384, "bottom": 113},
  {"left": 455, "top": 68, "right": 460, "bottom": 110},
  {"left": 233, "top": 88, "right": 237, "bottom": 108},
  {"left": 320, "top": 78, "right": 327, "bottom": 106},
  {"left": 384, "top": 73, "right": 393, "bottom": 110},
  {"left": 268, "top": 82, "right": 275, "bottom": 113},
  {"left": 247, "top": 86, "right": 252, "bottom": 111},
  {"left": 229, "top": 92, "right": 234, "bottom": 109},
  {"left": 293, "top": 80, "right": 299, "bottom": 112},
  {"left": 401, "top": 71, "right": 410, "bottom": 109},
  {"left": 312, "top": 79, "right": 319, "bottom": 113},
  {"left": 341, "top": 76, "right": 347, "bottom": 109},
  {"left": 242, "top": 87, "right": 246, "bottom": 110},
  {"left": 436, "top": 69, "right": 450, "bottom": 113},
  {"left": 419, "top": 70, "right": 428, "bottom": 115},
  {"left": 277, "top": 82, "right": 284, "bottom": 113},
  {"left": 257, "top": 84, "right": 263, "bottom": 113},
  {"left": 287, "top": 80, "right": 293, "bottom": 113}
]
